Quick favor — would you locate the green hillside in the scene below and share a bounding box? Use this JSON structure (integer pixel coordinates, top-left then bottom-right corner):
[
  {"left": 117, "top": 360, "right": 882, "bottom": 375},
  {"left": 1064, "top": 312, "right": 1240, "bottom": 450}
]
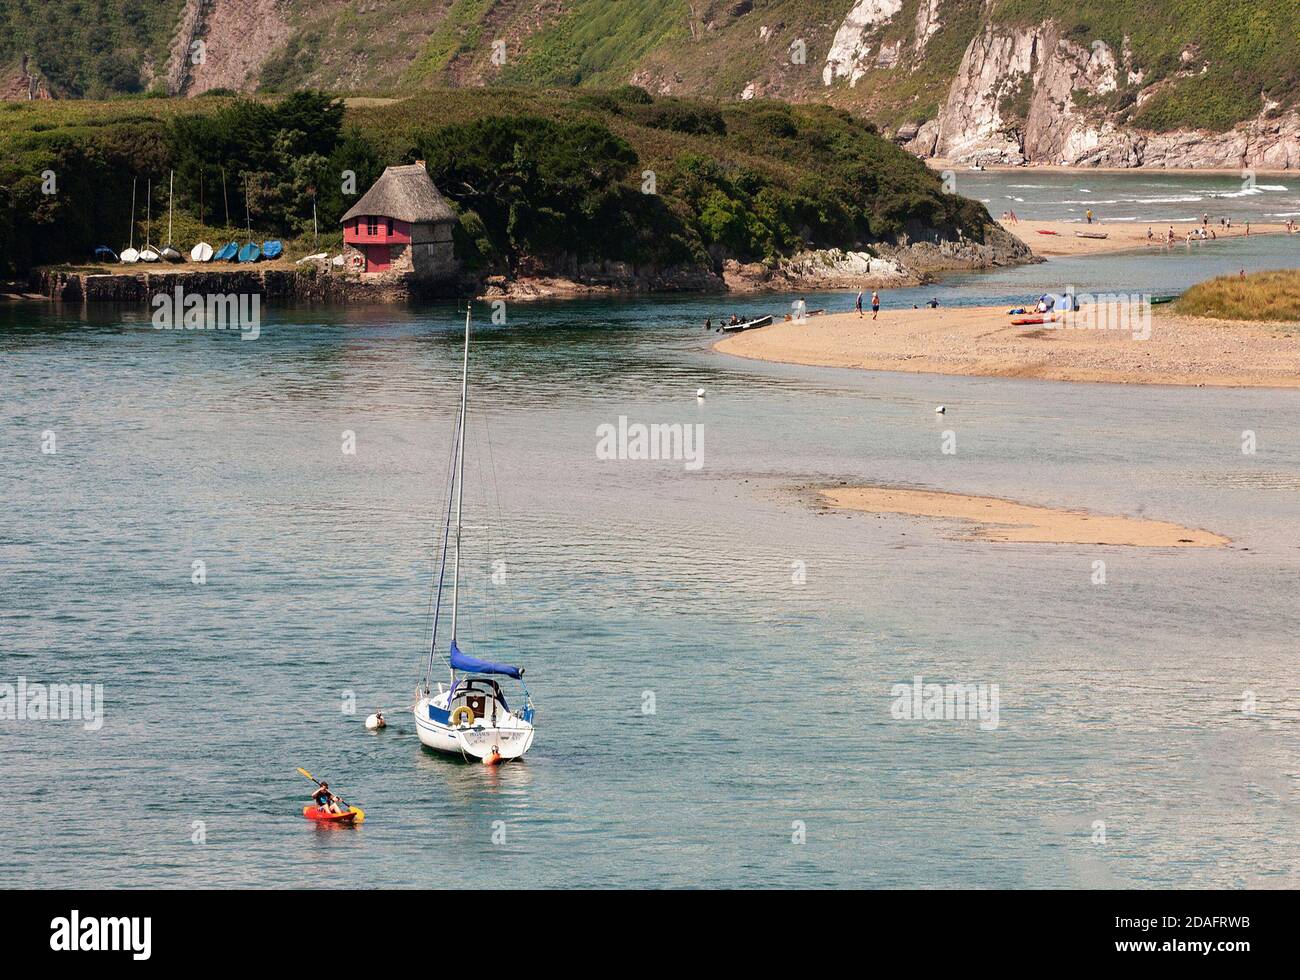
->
[
  {"left": 6, "top": 1, "right": 1295, "bottom": 136},
  {"left": 0, "top": 0, "right": 185, "bottom": 97},
  {"left": 0, "top": 88, "right": 991, "bottom": 278}
]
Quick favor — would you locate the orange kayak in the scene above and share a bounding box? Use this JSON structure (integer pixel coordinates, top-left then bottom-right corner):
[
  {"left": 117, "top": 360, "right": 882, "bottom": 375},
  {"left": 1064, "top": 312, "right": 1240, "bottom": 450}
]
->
[{"left": 303, "top": 805, "right": 361, "bottom": 824}]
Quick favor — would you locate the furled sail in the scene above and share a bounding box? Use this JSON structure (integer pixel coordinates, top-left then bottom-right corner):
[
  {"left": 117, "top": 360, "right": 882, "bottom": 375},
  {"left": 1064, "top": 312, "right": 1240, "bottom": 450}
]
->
[{"left": 450, "top": 640, "right": 522, "bottom": 679}]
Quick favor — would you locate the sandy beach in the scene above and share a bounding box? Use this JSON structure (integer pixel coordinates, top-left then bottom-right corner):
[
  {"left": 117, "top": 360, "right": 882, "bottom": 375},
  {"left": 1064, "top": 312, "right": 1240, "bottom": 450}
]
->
[
  {"left": 714, "top": 305, "right": 1300, "bottom": 388},
  {"left": 998, "top": 218, "right": 1292, "bottom": 257},
  {"left": 818, "top": 487, "right": 1229, "bottom": 547},
  {"left": 927, "top": 158, "right": 1298, "bottom": 179}
]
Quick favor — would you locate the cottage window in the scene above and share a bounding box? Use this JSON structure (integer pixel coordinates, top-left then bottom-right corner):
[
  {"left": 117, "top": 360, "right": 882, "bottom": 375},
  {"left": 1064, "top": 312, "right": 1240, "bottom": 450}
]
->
[
  {"left": 367, "top": 217, "right": 378, "bottom": 236},
  {"left": 386, "top": 217, "right": 393, "bottom": 235}
]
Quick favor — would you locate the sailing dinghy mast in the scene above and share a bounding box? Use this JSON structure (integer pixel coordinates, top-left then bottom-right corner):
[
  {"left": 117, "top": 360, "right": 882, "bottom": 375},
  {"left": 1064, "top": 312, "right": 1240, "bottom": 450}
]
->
[
  {"left": 420, "top": 302, "right": 472, "bottom": 696},
  {"left": 449, "top": 302, "right": 471, "bottom": 690},
  {"left": 421, "top": 403, "right": 460, "bottom": 695}
]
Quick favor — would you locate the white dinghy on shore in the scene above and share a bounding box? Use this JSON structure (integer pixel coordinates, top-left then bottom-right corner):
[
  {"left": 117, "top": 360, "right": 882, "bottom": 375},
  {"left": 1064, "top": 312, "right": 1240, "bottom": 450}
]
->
[{"left": 190, "top": 242, "right": 214, "bottom": 262}]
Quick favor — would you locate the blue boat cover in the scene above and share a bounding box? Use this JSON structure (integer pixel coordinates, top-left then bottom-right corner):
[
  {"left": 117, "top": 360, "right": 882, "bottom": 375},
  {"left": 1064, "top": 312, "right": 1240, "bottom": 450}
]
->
[
  {"left": 262, "top": 240, "right": 283, "bottom": 260},
  {"left": 214, "top": 241, "right": 238, "bottom": 261},
  {"left": 450, "top": 641, "right": 521, "bottom": 679}
]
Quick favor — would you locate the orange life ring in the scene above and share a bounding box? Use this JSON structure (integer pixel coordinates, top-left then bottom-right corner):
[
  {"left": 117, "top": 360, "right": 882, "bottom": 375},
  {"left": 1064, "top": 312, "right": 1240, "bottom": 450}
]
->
[
  {"left": 450, "top": 706, "right": 475, "bottom": 726},
  {"left": 348, "top": 252, "right": 364, "bottom": 271}
]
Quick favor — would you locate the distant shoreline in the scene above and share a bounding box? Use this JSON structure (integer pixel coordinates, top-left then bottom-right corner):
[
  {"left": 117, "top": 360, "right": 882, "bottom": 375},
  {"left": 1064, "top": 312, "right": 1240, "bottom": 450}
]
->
[
  {"left": 926, "top": 158, "right": 1297, "bottom": 179},
  {"left": 714, "top": 304, "right": 1300, "bottom": 389},
  {"left": 998, "top": 218, "right": 1294, "bottom": 258}
]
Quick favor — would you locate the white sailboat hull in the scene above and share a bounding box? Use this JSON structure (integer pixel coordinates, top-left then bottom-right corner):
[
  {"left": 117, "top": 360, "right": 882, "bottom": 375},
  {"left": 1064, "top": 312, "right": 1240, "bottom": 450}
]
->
[{"left": 414, "top": 695, "right": 535, "bottom": 761}]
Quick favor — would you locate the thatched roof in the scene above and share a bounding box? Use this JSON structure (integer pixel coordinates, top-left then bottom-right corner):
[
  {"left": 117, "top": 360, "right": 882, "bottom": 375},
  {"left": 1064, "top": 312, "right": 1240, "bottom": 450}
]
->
[{"left": 342, "top": 163, "right": 456, "bottom": 224}]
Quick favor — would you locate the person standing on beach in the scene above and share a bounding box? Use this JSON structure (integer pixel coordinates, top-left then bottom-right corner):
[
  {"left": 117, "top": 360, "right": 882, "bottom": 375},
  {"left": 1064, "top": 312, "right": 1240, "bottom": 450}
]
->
[
  {"left": 855, "top": 291, "right": 864, "bottom": 318},
  {"left": 871, "top": 290, "right": 880, "bottom": 320},
  {"left": 1086, "top": 209, "right": 1093, "bottom": 224}
]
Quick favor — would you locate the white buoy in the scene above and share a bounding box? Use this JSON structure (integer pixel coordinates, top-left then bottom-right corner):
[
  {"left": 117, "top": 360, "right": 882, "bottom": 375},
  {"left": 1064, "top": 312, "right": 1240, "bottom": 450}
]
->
[
  {"left": 696, "top": 388, "right": 706, "bottom": 399},
  {"left": 364, "top": 711, "right": 386, "bottom": 730},
  {"left": 935, "top": 405, "right": 946, "bottom": 414}
]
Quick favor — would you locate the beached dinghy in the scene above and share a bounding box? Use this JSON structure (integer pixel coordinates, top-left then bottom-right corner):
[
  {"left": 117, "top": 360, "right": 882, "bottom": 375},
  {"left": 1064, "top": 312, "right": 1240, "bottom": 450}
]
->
[
  {"left": 121, "top": 177, "right": 140, "bottom": 264},
  {"left": 93, "top": 246, "right": 118, "bottom": 263},
  {"left": 237, "top": 242, "right": 261, "bottom": 263},
  {"left": 160, "top": 171, "right": 184, "bottom": 262},
  {"left": 139, "top": 179, "right": 160, "bottom": 262},
  {"left": 213, "top": 242, "right": 238, "bottom": 262},
  {"left": 261, "top": 239, "right": 283, "bottom": 260},
  {"left": 721, "top": 314, "right": 773, "bottom": 333},
  {"left": 414, "top": 305, "right": 537, "bottom": 763},
  {"left": 190, "top": 242, "right": 214, "bottom": 262},
  {"left": 1074, "top": 231, "right": 1109, "bottom": 240}
]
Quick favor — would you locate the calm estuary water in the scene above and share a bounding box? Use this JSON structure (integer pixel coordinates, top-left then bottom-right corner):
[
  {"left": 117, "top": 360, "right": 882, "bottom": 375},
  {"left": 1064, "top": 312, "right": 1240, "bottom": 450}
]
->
[{"left": 3, "top": 173, "right": 1298, "bottom": 888}]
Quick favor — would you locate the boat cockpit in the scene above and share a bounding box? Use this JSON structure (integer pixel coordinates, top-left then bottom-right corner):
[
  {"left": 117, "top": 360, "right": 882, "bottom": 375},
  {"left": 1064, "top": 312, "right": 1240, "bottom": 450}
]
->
[{"left": 448, "top": 677, "right": 510, "bottom": 726}]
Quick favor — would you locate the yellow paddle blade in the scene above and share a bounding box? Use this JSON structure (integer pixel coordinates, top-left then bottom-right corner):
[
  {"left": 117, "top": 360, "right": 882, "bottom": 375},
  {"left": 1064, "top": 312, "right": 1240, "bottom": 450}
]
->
[
  {"left": 296, "top": 767, "right": 315, "bottom": 782},
  {"left": 349, "top": 806, "right": 366, "bottom": 823}
]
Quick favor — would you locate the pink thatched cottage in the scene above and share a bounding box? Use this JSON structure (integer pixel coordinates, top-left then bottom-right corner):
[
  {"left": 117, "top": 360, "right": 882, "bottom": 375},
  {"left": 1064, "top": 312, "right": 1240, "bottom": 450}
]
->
[{"left": 341, "top": 162, "right": 457, "bottom": 279}]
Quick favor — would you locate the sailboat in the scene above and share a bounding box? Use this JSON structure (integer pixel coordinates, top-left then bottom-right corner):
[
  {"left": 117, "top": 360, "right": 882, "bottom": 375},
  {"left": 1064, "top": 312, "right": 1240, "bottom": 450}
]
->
[
  {"left": 120, "top": 178, "right": 140, "bottom": 264},
  {"left": 414, "top": 305, "right": 537, "bottom": 762},
  {"left": 139, "top": 179, "right": 160, "bottom": 263},
  {"left": 160, "top": 170, "right": 183, "bottom": 262}
]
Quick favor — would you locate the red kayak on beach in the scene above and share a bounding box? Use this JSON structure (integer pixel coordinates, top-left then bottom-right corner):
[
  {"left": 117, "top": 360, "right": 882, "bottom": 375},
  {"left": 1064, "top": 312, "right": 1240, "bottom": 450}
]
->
[{"left": 302, "top": 805, "right": 362, "bottom": 824}]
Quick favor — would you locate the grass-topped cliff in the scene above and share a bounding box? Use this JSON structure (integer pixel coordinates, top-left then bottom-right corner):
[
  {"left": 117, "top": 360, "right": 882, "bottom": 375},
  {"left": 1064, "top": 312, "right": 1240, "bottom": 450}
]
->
[{"left": 0, "top": 88, "right": 992, "bottom": 279}]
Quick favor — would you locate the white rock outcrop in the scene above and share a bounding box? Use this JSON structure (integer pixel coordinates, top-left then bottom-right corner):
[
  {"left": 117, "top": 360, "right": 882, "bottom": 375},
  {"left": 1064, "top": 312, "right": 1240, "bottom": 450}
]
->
[
  {"left": 910, "top": 22, "right": 1299, "bottom": 169},
  {"left": 822, "top": 0, "right": 903, "bottom": 87}
]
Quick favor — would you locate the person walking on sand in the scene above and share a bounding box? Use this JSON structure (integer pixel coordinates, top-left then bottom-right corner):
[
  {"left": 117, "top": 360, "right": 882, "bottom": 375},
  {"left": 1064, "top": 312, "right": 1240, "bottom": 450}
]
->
[
  {"left": 1245, "top": 221, "right": 1250, "bottom": 237},
  {"left": 855, "top": 290, "right": 863, "bottom": 318},
  {"left": 871, "top": 290, "right": 880, "bottom": 321},
  {"left": 1146, "top": 226, "right": 1153, "bottom": 240}
]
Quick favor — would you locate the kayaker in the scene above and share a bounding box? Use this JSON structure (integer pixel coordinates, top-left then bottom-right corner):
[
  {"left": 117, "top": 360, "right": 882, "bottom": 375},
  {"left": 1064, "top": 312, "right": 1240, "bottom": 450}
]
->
[{"left": 312, "top": 782, "right": 344, "bottom": 814}]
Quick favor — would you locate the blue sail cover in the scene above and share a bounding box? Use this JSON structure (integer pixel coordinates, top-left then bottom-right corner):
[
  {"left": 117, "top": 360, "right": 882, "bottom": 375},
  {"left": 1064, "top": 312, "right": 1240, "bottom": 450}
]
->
[{"left": 449, "top": 641, "right": 522, "bottom": 679}]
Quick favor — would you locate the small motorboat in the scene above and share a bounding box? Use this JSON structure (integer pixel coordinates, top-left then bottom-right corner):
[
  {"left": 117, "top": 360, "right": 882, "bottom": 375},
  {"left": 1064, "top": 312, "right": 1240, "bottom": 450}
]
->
[
  {"left": 213, "top": 241, "right": 238, "bottom": 261},
  {"left": 190, "top": 242, "right": 214, "bottom": 263},
  {"left": 93, "top": 246, "right": 118, "bottom": 263},
  {"left": 302, "top": 805, "right": 363, "bottom": 825},
  {"left": 720, "top": 314, "right": 774, "bottom": 333},
  {"left": 1074, "top": 231, "right": 1109, "bottom": 240},
  {"left": 1150, "top": 294, "right": 1179, "bottom": 305},
  {"left": 261, "top": 239, "right": 283, "bottom": 260},
  {"left": 237, "top": 242, "right": 261, "bottom": 263}
]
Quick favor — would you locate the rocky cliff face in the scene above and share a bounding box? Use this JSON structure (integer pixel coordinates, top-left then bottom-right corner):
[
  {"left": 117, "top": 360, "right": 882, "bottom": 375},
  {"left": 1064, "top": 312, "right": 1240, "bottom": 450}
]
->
[
  {"left": 10, "top": 1, "right": 1298, "bottom": 170},
  {"left": 908, "top": 21, "right": 1298, "bottom": 170}
]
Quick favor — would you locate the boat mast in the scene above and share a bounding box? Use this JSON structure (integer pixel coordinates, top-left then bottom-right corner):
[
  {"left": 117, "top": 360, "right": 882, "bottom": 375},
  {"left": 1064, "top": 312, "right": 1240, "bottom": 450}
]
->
[
  {"left": 449, "top": 303, "right": 471, "bottom": 685},
  {"left": 167, "top": 170, "right": 174, "bottom": 247},
  {"left": 128, "top": 178, "right": 136, "bottom": 249}
]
